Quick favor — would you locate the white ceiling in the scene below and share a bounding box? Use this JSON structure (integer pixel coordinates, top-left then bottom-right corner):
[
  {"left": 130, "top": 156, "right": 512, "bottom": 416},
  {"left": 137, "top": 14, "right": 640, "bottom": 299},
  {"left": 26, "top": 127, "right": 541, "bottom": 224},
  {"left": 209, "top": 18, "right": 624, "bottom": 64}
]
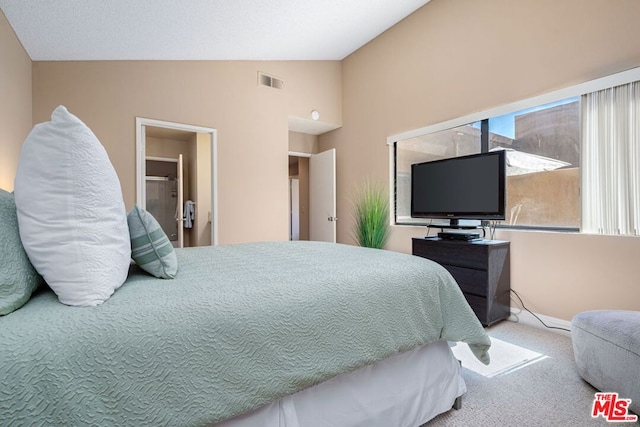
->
[{"left": 0, "top": 0, "right": 430, "bottom": 61}]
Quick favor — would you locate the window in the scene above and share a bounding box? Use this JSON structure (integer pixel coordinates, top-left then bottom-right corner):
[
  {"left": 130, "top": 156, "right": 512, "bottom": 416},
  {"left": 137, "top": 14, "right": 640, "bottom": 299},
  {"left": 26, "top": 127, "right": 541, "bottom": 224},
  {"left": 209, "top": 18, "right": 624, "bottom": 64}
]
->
[
  {"left": 394, "top": 99, "right": 580, "bottom": 230},
  {"left": 394, "top": 123, "right": 480, "bottom": 225},
  {"left": 390, "top": 67, "right": 640, "bottom": 234},
  {"left": 488, "top": 98, "right": 580, "bottom": 228}
]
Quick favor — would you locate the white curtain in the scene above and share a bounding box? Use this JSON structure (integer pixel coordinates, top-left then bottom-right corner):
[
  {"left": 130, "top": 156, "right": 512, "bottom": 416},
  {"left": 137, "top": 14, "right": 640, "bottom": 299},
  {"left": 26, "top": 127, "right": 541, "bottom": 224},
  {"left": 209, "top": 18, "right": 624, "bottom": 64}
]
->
[{"left": 581, "top": 81, "right": 640, "bottom": 235}]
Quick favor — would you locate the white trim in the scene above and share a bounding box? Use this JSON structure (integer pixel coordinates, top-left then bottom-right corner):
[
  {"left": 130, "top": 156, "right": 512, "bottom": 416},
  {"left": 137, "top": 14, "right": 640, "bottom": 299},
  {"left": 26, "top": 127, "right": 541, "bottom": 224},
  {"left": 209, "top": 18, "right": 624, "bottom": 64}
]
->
[
  {"left": 211, "top": 134, "right": 219, "bottom": 246},
  {"left": 387, "top": 66, "right": 640, "bottom": 144},
  {"left": 145, "top": 156, "right": 178, "bottom": 163},
  {"left": 137, "top": 117, "right": 218, "bottom": 134},
  {"left": 135, "top": 118, "right": 146, "bottom": 211},
  {"left": 388, "top": 143, "right": 395, "bottom": 226},
  {"left": 136, "top": 117, "right": 219, "bottom": 246},
  {"left": 507, "top": 308, "right": 572, "bottom": 337},
  {"left": 288, "top": 151, "right": 312, "bottom": 158}
]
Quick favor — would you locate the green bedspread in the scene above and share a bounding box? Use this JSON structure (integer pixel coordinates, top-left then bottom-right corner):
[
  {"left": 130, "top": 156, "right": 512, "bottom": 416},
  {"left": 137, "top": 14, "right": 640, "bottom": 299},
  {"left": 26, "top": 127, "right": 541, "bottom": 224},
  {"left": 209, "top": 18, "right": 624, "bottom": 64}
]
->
[{"left": 0, "top": 241, "right": 490, "bottom": 426}]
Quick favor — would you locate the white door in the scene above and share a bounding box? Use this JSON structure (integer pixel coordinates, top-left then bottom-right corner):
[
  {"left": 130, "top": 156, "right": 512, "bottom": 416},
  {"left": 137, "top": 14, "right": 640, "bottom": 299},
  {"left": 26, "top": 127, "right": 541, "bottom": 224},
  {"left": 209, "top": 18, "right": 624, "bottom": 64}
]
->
[
  {"left": 176, "top": 154, "right": 184, "bottom": 248},
  {"left": 309, "top": 148, "right": 336, "bottom": 243}
]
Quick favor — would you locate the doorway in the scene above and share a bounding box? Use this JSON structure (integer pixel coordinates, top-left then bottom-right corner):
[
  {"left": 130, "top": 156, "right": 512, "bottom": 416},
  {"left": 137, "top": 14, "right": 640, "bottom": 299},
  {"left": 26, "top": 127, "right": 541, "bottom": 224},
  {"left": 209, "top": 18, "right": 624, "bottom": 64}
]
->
[
  {"left": 288, "top": 155, "right": 309, "bottom": 240},
  {"left": 136, "top": 117, "right": 218, "bottom": 246},
  {"left": 146, "top": 157, "right": 181, "bottom": 246}
]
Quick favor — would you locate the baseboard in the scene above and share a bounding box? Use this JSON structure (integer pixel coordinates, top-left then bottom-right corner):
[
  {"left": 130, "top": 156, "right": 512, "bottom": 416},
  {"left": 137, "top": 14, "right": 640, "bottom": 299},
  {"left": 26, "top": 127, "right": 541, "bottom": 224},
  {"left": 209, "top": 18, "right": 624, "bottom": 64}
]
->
[{"left": 507, "top": 308, "right": 572, "bottom": 337}]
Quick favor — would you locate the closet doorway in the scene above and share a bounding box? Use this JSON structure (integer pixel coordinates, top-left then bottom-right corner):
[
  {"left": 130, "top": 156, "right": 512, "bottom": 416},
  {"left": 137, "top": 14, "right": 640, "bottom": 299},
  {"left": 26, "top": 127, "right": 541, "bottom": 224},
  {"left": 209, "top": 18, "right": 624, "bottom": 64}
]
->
[
  {"left": 288, "top": 155, "right": 308, "bottom": 240},
  {"left": 136, "top": 118, "right": 218, "bottom": 247}
]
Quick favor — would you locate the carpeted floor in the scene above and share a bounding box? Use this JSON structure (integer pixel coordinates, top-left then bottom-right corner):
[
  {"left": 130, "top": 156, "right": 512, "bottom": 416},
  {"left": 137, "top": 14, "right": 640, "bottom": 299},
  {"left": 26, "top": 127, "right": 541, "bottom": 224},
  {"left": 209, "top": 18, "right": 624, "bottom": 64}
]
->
[{"left": 426, "top": 320, "right": 636, "bottom": 426}]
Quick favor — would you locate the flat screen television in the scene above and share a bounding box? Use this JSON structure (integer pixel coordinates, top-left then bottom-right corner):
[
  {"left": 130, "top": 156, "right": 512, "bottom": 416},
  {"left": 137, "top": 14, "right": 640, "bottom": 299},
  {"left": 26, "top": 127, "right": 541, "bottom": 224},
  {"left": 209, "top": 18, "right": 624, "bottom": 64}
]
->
[{"left": 410, "top": 150, "right": 506, "bottom": 226}]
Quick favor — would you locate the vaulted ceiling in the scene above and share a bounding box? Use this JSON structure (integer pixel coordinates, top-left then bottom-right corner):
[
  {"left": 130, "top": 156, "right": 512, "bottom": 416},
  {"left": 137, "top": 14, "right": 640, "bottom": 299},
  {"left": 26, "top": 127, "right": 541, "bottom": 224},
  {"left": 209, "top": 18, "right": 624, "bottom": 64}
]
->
[{"left": 0, "top": 0, "right": 430, "bottom": 60}]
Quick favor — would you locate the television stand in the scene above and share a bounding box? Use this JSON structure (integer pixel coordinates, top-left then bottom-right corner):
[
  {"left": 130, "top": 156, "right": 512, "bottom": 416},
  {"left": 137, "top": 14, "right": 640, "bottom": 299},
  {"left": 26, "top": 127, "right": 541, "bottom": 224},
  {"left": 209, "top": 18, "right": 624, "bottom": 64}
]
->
[{"left": 412, "top": 237, "right": 510, "bottom": 326}]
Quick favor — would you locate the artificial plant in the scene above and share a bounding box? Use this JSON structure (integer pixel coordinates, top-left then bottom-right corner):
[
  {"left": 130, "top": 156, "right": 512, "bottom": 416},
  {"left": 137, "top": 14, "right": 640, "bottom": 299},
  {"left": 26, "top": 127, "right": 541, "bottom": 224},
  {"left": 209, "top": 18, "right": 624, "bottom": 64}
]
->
[{"left": 351, "top": 180, "right": 391, "bottom": 249}]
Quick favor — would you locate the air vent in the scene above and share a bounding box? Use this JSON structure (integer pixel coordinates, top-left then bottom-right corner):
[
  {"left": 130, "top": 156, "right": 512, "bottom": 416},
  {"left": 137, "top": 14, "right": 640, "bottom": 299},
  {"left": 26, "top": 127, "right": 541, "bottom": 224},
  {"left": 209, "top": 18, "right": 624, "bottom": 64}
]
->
[{"left": 258, "top": 71, "right": 284, "bottom": 89}]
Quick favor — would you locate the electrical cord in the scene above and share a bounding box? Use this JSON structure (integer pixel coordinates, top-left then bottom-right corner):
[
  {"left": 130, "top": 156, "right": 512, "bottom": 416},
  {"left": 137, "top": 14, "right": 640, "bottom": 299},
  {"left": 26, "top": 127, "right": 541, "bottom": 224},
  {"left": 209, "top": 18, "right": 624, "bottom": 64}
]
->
[
  {"left": 510, "top": 289, "right": 571, "bottom": 332},
  {"left": 489, "top": 220, "right": 498, "bottom": 240},
  {"left": 425, "top": 219, "right": 433, "bottom": 238}
]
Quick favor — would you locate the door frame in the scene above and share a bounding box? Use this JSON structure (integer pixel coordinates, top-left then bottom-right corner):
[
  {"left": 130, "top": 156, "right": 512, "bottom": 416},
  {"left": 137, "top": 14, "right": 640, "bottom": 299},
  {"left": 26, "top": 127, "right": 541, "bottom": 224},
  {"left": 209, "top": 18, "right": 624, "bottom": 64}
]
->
[
  {"left": 136, "top": 117, "right": 218, "bottom": 245},
  {"left": 288, "top": 151, "right": 312, "bottom": 159}
]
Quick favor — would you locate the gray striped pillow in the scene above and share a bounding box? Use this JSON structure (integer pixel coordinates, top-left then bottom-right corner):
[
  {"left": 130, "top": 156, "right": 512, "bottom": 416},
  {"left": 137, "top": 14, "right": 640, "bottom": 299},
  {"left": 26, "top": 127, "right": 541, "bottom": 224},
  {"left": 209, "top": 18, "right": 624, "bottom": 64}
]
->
[{"left": 127, "top": 205, "right": 178, "bottom": 279}]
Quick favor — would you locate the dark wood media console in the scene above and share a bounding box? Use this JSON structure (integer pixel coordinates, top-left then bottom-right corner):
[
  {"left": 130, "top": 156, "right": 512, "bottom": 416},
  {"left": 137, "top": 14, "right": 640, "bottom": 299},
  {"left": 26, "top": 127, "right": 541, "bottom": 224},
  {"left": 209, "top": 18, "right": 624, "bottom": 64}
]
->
[{"left": 412, "top": 237, "right": 510, "bottom": 327}]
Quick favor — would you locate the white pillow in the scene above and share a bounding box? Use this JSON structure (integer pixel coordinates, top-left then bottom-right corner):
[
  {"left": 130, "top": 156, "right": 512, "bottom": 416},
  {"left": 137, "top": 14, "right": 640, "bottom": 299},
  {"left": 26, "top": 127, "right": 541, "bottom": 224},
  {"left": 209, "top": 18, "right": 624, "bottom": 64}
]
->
[{"left": 14, "top": 105, "right": 131, "bottom": 306}]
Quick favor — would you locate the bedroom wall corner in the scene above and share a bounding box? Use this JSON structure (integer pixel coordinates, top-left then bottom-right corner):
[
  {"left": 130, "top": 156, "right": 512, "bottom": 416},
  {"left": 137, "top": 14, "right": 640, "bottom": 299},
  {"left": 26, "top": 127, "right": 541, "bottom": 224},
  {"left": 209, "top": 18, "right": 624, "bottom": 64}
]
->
[
  {"left": 289, "top": 131, "right": 318, "bottom": 154},
  {"left": 0, "top": 8, "right": 32, "bottom": 191},
  {"left": 319, "top": 0, "right": 640, "bottom": 321}
]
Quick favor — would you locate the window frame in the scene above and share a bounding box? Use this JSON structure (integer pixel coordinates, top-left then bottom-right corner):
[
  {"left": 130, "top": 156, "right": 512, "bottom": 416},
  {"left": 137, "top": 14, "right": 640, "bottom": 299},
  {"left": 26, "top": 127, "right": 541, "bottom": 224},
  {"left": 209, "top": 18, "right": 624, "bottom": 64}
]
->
[{"left": 388, "top": 66, "right": 640, "bottom": 232}]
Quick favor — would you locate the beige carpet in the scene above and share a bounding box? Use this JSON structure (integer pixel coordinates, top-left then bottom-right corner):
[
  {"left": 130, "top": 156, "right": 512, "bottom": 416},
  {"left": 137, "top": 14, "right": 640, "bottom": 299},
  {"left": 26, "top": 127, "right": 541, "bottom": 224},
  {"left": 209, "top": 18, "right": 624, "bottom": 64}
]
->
[{"left": 427, "top": 320, "right": 622, "bottom": 426}]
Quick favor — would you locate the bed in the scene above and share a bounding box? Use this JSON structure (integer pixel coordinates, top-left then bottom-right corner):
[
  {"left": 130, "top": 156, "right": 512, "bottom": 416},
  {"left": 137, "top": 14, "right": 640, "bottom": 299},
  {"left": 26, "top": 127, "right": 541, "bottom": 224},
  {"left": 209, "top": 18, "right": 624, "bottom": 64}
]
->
[
  {"left": 3, "top": 106, "right": 490, "bottom": 425},
  {"left": 0, "top": 240, "right": 490, "bottom": 426}
]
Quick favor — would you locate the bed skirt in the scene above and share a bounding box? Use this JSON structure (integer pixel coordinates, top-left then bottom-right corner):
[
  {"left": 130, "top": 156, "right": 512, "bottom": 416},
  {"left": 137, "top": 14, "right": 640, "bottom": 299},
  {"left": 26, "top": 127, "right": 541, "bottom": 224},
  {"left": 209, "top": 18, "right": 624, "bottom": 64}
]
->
[{"left": 217, "top": 340, "right": 464, "bottom": 427}]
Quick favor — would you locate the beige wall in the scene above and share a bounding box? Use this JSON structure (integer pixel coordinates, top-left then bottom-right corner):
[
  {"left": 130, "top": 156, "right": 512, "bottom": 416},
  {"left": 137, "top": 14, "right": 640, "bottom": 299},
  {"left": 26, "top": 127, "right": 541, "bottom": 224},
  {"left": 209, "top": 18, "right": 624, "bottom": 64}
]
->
[
  {"left": 0, "top": 9, "right": 31, "bottom": 191},
  {"left": 319, "top": 0, "right": 640, "bottom": 321},
  {"left": 284, "top": 63, "right": 342, "bottom": 129},
  {"left": 289, "top": 131, "right": 319, "bottom": 154},
  {"left": 32, "top": 60, "right": 341, "bottom": 244}
]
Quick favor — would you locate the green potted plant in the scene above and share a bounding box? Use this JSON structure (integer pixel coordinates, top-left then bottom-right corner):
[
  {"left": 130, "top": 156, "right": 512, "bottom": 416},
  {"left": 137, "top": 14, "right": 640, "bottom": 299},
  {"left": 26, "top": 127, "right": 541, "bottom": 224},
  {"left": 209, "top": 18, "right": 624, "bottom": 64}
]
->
[{"left": 351, "top": 180, "right": 391, "bottom": 249}]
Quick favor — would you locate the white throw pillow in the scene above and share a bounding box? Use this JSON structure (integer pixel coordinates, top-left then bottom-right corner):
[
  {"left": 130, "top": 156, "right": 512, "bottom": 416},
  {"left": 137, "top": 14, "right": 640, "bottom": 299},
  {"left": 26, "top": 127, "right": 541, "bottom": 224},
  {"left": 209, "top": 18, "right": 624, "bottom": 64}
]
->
[{"left": 14, "top": 105, "right": 131, "bottom": 306}]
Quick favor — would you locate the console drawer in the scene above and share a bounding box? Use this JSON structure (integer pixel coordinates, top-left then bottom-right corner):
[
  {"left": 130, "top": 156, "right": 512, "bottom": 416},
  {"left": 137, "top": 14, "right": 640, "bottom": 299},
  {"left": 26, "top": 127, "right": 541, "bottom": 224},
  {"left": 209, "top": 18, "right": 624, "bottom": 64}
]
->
[
  {"left": 444, "top": 265, "right": 488, "bottom": 297},
  {"left": 463, "top": 293, "right": 488, "bottom": 325},
  {"left": 412, "top": 239, "right": 487, "bottom": 269}
]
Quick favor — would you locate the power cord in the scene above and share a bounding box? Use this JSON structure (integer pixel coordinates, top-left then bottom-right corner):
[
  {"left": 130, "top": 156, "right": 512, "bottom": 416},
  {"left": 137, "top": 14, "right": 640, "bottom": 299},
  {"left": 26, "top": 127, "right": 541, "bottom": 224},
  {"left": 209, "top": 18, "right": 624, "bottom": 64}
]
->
[
  {"left": 510, "top": 289, "right": 571, "bottom": 332},
  {"left": 482, "top": 220, "right": 498, "bottom": 240},
  {"left": 425, "top": 219, "right": 433, "bottom": 238}
]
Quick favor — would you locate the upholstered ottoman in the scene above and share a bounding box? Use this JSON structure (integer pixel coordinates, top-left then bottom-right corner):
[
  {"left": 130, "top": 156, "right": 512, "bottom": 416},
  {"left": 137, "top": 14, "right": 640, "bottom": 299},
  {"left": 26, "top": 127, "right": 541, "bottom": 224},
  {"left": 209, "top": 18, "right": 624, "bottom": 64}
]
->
[{"left": 572, "top": 310, "right": 640, "bottom": 415}]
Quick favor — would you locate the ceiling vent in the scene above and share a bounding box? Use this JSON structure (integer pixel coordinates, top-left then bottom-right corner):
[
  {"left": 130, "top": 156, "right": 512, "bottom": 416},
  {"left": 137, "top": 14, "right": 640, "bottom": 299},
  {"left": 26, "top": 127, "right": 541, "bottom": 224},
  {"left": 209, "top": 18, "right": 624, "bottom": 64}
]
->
[{"left": 258, "top": 72, "right": 284, "bottom": 89}]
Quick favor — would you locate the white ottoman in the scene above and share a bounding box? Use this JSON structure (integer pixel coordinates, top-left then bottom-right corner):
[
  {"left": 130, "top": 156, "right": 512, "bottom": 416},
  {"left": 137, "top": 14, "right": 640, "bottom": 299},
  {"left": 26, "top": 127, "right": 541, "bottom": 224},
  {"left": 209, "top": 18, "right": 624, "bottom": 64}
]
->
[{"left": 571, "top": 310, "right": 640, "bottom": 415}]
